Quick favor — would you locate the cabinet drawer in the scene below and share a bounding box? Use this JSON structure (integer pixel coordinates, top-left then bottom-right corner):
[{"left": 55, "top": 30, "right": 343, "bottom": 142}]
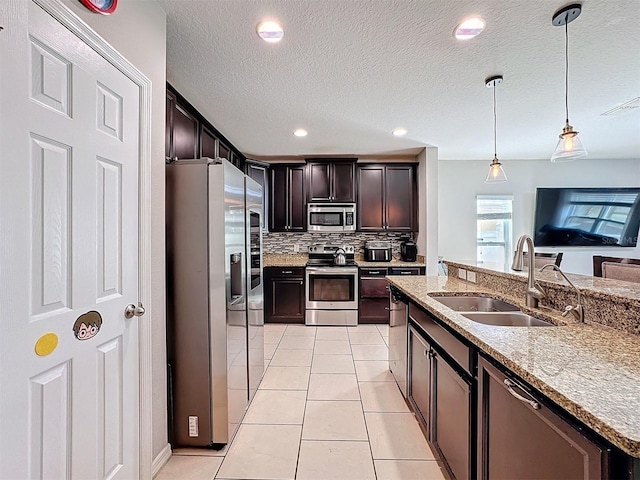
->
[
  {"left": 409, "top": 303, "right": 471, "bottom": 375},
  {"left": 359, "top": 298, "right": 390, "bottom": 323},
  {"left": 269, "top": 267, "right": 305, "bottom": 277},
  {"left": 390, "top": 267, "right": 422, "bottom": 275},
  {"left": 360, "top": 268, "right": 388, "bottom": 277}
]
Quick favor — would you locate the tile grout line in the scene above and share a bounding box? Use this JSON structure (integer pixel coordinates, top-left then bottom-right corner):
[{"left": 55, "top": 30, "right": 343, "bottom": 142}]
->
[{"left": 293, "top": 324, "right": 316, "bottom": 479}]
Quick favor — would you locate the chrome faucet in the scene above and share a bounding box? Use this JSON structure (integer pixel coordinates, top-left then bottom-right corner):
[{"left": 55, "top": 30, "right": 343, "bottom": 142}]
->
[
  {"left": 540, "top": 264, "right": 584, "bottom": 323},
  {"left": 511, "top": 234, "right": 546, "bottom": 308}
]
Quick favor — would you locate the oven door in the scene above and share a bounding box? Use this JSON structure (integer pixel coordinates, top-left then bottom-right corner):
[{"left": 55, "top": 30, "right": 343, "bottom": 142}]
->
[{"left": 305, "top": 267, "right": 359, "bottom": 310}]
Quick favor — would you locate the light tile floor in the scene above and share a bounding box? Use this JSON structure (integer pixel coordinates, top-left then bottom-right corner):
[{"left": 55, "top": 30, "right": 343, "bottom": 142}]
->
[{"left": 156, "top": 324, "right": 447, "bottom": 480}]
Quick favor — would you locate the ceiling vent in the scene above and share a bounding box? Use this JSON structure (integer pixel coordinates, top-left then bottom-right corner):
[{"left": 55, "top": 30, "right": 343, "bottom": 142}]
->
[{"left": 600, "top": 97, "right": 640, "bottom": 116}]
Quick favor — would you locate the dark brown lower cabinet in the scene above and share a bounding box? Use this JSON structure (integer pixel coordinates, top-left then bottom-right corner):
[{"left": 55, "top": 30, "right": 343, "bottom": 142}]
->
[
  {"left": 432, "top": 351, "right": 473, "bottom": 480},
  {"left": 477, "top": 356, "right": 608, "bottom": 480},
  {"left": 264, "top": 267, "right": 305, "bottom": 323},
  {"left": 359, "top": 268, "right": 389, "bottom": 324}
]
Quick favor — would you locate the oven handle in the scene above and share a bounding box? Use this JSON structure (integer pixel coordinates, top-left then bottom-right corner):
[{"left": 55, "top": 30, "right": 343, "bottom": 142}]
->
[{"left": 306, "top": 267, "right": 359, "bottom": 275}]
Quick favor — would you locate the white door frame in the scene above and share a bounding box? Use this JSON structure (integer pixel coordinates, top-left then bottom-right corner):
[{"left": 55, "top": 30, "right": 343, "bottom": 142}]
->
[{"left": 32, "top": 0, "right": 154, "bottom": 477}]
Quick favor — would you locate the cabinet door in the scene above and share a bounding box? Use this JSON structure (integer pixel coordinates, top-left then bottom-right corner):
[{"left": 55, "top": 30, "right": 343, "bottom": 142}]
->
[
  {"left": 269, "top": 167, "right": 288, "bottom": 232},
  {"left": 308, "top": 162, "right": 331, "bottom": 202},
  {"left": 332, "top": 162, "right": 355, "bottom": 202},
  {"left": 218, "top": 142, "right": 231, "bottom": 161},
  {"left": 200, "top": 126, "right": 216, "bottom": 159},
  {"left": 173, "top": 102, "right": 199, "bottom": 160},
  {"left": 408, "top": 326, "right": 432, "bottom": 435},
  {"left": 433, "top": 352, "right": 472, "bottom": 480},
  {"left": 357, "top": 166, "right": 385, "bottom": 230},
  {"left": 166, "top": 90, "right": 175, "bottom": 160},
  {"left": 359, "top": 298, "right": 390, "bottom": 324},
  {"left": 385, "top": 165, "right": 415, "bottom": 231},
  {"left": 478, "top": 357, "right": 606, "bottom": 480},
  {"left": 268, "top": 278, "right": 305, "bottom": 323},
  {"left": 288, "top": 166, "right": 306, "bottom": 231}
]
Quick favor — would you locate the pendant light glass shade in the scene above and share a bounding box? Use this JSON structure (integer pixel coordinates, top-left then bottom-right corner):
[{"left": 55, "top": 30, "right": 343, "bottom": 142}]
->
[
  {"left": 485, "top": 156, "right": 507, "bottom": 183},
  {"left": 484, "top": 75, "right": 507, "bottom": 183},
  {"left": 550, "top": 122, "right": 588, "bottom": 162},
  {"left": 551, "top": 4, "right": 586, "bottom": 162}
]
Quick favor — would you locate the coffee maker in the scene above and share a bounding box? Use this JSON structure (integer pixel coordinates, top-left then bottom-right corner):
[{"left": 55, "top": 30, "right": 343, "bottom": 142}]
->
[{"left": 400, "top": 238, "right": 417, "bottom": 262}]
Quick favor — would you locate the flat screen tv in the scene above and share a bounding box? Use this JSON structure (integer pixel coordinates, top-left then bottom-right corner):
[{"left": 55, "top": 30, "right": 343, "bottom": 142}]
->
[{"left": 533, "top": 187, "right": 640, "bottom": 247}]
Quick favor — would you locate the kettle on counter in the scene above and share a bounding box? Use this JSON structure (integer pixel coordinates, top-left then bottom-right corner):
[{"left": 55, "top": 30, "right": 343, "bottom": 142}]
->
[
  {"left": 400, "top": 238, "right": 417, "bottom": 262},
  {"left": 334, "top": 248, "right": 347, "bottom": 265}
]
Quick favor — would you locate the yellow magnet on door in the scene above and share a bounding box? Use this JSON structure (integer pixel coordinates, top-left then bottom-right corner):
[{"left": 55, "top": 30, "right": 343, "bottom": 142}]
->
[{"left": 35, "top": 333, "right": 58, "bottom": 356}]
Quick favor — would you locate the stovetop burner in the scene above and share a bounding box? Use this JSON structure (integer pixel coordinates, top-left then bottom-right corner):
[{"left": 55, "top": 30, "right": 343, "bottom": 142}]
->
[{"left": 306, "top": 244, "right": 356, "bottom": 267}]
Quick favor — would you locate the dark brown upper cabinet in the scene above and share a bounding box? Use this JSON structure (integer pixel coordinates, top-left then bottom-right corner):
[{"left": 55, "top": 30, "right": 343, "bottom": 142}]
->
[
  {"left": 200, "top": 126, "right": 216, "bottom": 159},
  {"left": 269, "top": 164, "right": 306, "bottom": 232},
  {"left": 166, "top": 84, "right": 245, "bottom": 170},
  {"left": 171, "top": 102, "right": 199, "bottom": 161},
  {"left": 357, "top": 164, "right": 416, "bottom": 232},
  {"left": 307, "top": 160, "right": 356, "bottom": 203}
]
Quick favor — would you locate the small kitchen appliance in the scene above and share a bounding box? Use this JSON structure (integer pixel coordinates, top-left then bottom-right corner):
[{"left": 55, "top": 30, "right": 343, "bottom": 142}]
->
[
  {"left": 307, "top": 203, "right": 356, "bottom": 233},
  {"left": 400, "top": 238, "right": 417, "bottom": 262},
  {"left": 364, "top": 241, "right": 392, "bottom": 262}
]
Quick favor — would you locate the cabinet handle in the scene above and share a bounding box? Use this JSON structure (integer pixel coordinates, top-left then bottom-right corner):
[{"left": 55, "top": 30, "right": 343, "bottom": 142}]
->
[
  {"left": 369, "top": 270, "right": 381, "bottom": 275},
  {"left": 282, "top": 270, "right": 293, "bottom": 274},
  {"left": 300, "top": 281, "right": 303, "bottom": 285},
  {"left": 424, "top": 349, "right": 429, "bottom": 357},
  {"left": 504, "top": 378, "right": 541, "bottom": 410}
]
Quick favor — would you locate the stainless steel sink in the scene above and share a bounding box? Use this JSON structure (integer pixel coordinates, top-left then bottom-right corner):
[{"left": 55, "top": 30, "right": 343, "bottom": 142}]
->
[
  {"left": 461, "top": 312, "right": 555, "bottom": 327},
  {"left": 430, "top": 296, "right": 520, "bottom": 312}
]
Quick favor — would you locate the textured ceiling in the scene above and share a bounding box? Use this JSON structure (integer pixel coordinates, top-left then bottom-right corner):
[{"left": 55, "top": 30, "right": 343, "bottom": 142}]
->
[{"left": 157, "top": 0, "right": 640, "bottom": 161}]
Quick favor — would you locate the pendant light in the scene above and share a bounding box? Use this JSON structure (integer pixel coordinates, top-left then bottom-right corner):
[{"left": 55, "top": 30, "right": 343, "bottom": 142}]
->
[
  {"left": 550, "top": 4, "right": 587, "bottom": 162},
  {"left": 485, "top": 75, "right": 507, "bottom": 183}
]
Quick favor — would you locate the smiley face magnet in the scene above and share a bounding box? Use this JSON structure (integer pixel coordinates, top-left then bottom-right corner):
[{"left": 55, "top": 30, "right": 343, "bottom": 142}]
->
[{"left": 72, "top": 311, "right": 103, "bottom": 340}]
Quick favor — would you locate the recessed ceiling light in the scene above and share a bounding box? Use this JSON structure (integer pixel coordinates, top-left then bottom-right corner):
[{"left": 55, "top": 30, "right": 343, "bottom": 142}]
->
[
  {"left": 293, "top": 128, "right": 307, "bottom": 137},
  {"left": 392, "top": 128, "right": 407, "bottom": 136},
  {"left": 257, "top": 20, "right": 284, "bottom": 43},
  {"left": 454, "top": 18, "right": 485, "bottom": 40}
]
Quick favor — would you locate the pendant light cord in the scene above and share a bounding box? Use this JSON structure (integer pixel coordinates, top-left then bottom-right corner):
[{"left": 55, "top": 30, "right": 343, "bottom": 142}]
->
[
  {"left": 493, "top": 83, "right": 497, "bottom": 157},
  {"left": 565, "top": 21, "right": 569, "bottom": 124}
]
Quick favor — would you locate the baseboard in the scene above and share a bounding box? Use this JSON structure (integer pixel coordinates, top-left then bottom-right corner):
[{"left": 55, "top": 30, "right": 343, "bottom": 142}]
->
[{"left": 151, "top": 443, "right": 172, "bottom": 478}]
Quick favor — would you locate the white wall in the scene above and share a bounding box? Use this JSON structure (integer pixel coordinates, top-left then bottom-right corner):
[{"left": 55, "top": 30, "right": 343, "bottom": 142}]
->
[
  {"left": 416, "top": 147, "right": 439, "bottom": 275},
  {"left": 60, "top": 0, "right": 169, "bottom": 460},
  {"left": 438, "top": 158, "right": 640, "bottom": 275}
]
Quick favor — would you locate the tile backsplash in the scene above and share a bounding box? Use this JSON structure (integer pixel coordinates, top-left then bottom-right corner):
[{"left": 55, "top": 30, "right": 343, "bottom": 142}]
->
[{"left": 263, "top": 231, "right": 411, "bottom": 254}]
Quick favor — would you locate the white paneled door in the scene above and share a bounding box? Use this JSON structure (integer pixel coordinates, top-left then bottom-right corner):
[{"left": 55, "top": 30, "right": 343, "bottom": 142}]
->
[{"left": 0, "top": 1, "right": 141, "bottom": 479}]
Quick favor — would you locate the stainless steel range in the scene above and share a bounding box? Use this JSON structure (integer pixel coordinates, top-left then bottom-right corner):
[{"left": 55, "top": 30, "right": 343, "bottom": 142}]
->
[{"left": 305, "top": 244, "right": 358, "bottom": 326}]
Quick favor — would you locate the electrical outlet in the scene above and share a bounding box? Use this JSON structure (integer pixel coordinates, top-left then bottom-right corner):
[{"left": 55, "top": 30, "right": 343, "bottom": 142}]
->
[
  {"left": 458, "top": 268, "right": 467, "bottom": 280},
  {"left": 293, "top": 244, "right": 300, "bottom": 253},
  {"left": 188, "top": 416, "right": 199, "bottom": 437},
  {"left": 467, "top": 271, "right": 477, "bottom": 283}
]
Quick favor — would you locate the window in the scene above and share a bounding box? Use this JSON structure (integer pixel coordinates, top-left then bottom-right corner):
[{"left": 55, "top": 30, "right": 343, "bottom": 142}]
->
[{"left": 477, "top": 196, "right": 513, "bottom": 265}]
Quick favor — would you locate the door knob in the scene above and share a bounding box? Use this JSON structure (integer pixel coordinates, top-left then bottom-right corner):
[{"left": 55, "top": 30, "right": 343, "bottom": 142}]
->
[{"left": 124, "top": 302, "right": 146, "bottom": 319}]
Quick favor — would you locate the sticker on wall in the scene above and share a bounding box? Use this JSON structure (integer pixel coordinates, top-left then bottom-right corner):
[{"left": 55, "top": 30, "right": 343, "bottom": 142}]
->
[
  {"left": 73, "top": 311, "right": 103, "bottom": 341},
  {"left": 79, "top": 0, "right": 118, "bottom": 15},
  {"left": 35, "top": 333, "right": 59, "bottom": 357}
]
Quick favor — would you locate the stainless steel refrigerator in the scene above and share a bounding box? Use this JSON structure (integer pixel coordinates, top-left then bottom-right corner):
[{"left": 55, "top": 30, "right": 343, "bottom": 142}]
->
[{"left": 166, "top": 158, "right": 264, "bottom": 448}]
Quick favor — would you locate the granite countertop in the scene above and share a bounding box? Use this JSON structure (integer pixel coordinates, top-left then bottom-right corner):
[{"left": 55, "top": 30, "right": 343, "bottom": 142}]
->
[
  {"left": 387, "top": 274, "right": 640, "bottom": 458},
  {"left": 447, "top": 260, "right": 640, "bottom": 302},
  {"left": 263, "top": 253, "right": 426, "bottom": 268},
  {"left": 263, "top": 253, "right": 308, "bottom": 267}
]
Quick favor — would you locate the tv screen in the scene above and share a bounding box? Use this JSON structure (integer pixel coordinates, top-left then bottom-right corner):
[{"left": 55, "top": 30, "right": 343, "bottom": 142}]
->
[{"left": 533, "top": 187, "right": 640, "bottom": 247}]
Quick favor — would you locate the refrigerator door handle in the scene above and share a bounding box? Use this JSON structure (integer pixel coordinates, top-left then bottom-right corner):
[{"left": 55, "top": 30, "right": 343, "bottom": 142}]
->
[{"left": 228, "top": 295, "right": 245, "bottom": 306}]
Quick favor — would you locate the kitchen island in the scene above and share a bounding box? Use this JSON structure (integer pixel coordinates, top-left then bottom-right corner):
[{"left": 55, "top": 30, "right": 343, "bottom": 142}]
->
[{"left": 387, "top": 265, "right": 640, "bottom": 479}]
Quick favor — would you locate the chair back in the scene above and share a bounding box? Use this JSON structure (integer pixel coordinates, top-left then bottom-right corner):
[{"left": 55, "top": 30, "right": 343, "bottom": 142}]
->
[
  {"left": 601, "top": 262, "right": 640, "bottom": 283},
  {"left": 593, "top": 255, "right": 640, "bottom": 277},
  {"left": 523, "top": 252, "right": 563, "bottom": 270}
]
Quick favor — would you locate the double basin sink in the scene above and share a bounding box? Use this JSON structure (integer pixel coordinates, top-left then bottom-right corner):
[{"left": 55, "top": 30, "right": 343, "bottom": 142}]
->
[{"left": 429, "top": 295, "right": 555, "bottom": 327}]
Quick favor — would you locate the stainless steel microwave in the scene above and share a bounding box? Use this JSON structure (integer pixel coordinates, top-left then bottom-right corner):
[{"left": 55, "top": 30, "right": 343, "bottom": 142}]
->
[{"left": 307, "top": 203, "right": 356, "bottom": 232}]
